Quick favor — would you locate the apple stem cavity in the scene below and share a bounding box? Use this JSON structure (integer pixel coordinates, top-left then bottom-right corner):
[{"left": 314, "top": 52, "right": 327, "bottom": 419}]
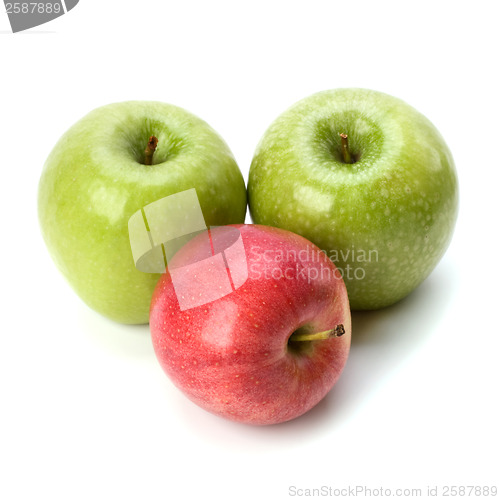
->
[
  {"left": 339, "top": 133, "right": 353, "bottom": 164},
  {"left": 290, "top": 324, "right": 345, "bottom": 342},
  {"left": 144, "top": 136, "right": 159, "bottom": 165}
]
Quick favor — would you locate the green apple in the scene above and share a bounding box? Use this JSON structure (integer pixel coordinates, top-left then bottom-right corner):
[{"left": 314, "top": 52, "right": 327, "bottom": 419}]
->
[
  {"left": 38, "top": 101, "right": 247, "bottom": 324},
  {"left": 248, "top": 88, "right": 458, "bottom": 310}
]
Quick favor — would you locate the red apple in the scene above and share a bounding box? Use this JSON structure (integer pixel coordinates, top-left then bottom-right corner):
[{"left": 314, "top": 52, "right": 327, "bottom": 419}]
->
[{"left": 149, "top": 224, "right": 351, "bottom": 425}]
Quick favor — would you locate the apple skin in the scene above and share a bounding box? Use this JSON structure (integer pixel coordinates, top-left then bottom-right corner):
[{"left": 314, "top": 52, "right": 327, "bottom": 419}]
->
[
  {"left": 248, "top": 88, "right": 458, "bottom": 310},
  {"left": 149, "top": 224, "right": 351, "bottom": 425},
  {"left": 38, "top": 101, "right": 247, "bottom": 324}
]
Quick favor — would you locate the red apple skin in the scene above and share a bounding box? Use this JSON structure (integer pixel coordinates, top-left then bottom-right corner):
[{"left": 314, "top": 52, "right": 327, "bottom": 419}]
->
[{"left": 150, "top": 224, "right": 351, "bottom": 425}]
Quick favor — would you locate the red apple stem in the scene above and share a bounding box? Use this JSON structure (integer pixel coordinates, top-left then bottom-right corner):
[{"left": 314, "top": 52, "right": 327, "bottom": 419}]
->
[
  {"left": 290, "top": 324, "right": 345, "bottom": 342},
  {"left": 339, "top": 133, "right": 353, "bottom": 164},
  {"left": 144, "top": 136, "right": 159, "bottom": 165}
]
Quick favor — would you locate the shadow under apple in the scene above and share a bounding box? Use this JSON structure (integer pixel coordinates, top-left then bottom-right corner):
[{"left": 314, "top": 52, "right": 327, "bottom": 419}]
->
[
  {"left": 77, "top": 305, "right": 154, "bottom": 362},
  {"left": 308, "top": 258, "right": 459, "bottom": 425},
  {"left": 230, "top": 257, "right": 460, "bottom": 442},
  {"left": 77, "top": 257, "right": 459, "bottom": 447}
]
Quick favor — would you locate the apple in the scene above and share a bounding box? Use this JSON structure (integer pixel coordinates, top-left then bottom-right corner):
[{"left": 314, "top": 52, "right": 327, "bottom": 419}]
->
[
  {"left": 38, "top": 101, "right": 247, "bottom": 324},
  {"left": 149, "top": 224, "right": 351, "bottom": 425},
  {"left": 248, "top": 88, "right": 459, "bottom": 310}
]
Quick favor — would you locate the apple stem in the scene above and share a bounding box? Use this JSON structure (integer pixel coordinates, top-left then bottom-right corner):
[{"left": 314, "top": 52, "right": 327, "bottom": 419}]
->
[
  {"left": 144, "top": 136, "right": 159, "bottom": 165},
  {"left": 339, "top": 133, "right": 353, "bottom": 164},
  {"left": 290, "top": 324, "right": 345, "bottom": 342}
]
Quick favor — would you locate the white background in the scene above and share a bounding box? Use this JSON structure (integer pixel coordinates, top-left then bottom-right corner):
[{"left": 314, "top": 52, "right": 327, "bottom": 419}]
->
[{"left": 1, "top": 1, "right": 498, "bottom": 499}]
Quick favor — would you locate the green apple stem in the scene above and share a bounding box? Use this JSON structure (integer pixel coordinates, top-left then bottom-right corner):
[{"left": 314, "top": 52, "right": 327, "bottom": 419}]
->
[
  {"left": 144, "top": 136, "right": 159, "bottom": 165},
  {"left": 340, "top": 133, "right": 353, "bottom": 164},
  {"left": 290, "top": 324, "right": 345, "bottom": 342}
]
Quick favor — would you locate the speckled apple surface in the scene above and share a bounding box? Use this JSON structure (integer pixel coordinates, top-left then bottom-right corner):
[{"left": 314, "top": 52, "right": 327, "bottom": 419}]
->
[
  {"left": 248, "top": 88, "right": 459, "bottom": 310},
  {"left": 149, "top": 224, "right": 351, "bottom": 425},
  {"left": 38, "top": 101, "right": 247, "bottom": 324}
]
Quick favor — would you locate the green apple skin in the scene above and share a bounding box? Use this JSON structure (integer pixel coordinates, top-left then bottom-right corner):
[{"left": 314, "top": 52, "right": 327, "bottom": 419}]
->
[
  {"left": 38, "top": 101, "right": 247, "bottom": 324},
  {"left": 248, "top": 88, "right": 458, "bottom": 310}
]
